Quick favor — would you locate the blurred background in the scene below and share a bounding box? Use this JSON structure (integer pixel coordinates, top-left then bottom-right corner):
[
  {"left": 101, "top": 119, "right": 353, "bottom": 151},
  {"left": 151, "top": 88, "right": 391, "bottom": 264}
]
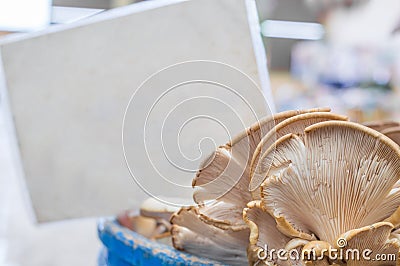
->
[
  {"left": 258, "top": 0, "right": 400, "bottom": 122},
  {"left": 1, "top": 0, "right": 400, "bottom": 265}
]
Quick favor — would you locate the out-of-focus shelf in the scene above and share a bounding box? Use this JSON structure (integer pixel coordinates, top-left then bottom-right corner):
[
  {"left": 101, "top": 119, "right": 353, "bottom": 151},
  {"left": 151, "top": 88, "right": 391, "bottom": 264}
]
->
[
  {"left": 0, "top": 31, "right": 13, "bottom": 37},
  {"left": 270, "top": 70, "right": 307, "bottom": 93},
  {"left": 270, "top": 71, "right": 400, "bottom": 122}
]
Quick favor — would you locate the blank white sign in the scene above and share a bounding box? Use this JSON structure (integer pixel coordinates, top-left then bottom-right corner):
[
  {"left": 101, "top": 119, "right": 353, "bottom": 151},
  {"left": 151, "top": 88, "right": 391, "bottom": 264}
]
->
[{"left": 0, "top": 0, "right": 273, "bottom": 222}]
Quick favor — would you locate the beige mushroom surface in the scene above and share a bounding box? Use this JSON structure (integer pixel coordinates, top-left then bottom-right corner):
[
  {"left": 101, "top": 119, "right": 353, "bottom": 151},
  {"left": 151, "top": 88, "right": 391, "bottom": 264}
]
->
[
  {"left": 171, "top": 109, "right": 336, "bottom": 265},
  {"left": 381, "top": 126, "right": 400, "bottom": 146},
  {"left": 364, "top": 121, "right": 400, "bottom": 146},
  {"left": 337, "top": 222, "right": 400, "bottom": 266},
  {"left": 170, "top": 206, "right": 249, "bottom": 265},
  {"left": 363, "top": 120, "right": 400, "bottom": 133},
  {"left": 140, "top": 197, "right": 182, "bottom": 221},
  {"left": 258, "top": 121, "right": 400, "bottom": 264},
  {"left": 249, "top": 112, "right": 348, "bottom": 196},
  {"left": 243, "top": 200, "right": 291, "bottom": 265},
  {"left": 192, "top": 108, "right": 331, "bottom": 228},
  {"left": 168, "top": 109, "right": 400, "bottom": 266}
]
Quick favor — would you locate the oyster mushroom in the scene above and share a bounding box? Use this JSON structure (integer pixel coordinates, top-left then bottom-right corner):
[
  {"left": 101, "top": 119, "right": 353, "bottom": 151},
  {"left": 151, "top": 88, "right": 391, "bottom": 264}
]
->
[
  {"left": 243, "top": 200, "right": 291, "bottom": 265},
  {"left": 170, "top": 206, "right": 249, "bottom": 265},
  {"left": 243, "top": 200, "right": 334, "bottom": 266},
  {"left": 363, "top": 120, "right": 400, "bottom": 133},
  {"left": 381, "top": 126, "right": 400, "bottom": 146},
  {"left": 284, "top": 239, "right": 330, "bottom": 266},
  {"left": 259, "top": 121, "right": 400, "bottom": 263},
  {"left": 117, "top": 211, "right": 161, "bottom": 239},
  {"left": 336, "top": 222, "right": 399, "bottom": 265},
  {"left": 172, "top": 109, "right": 400, "bottom": 265},
  {"left": 249, "top": 112, "right": 348, "bottom": 195},
  {"left": 172, "top": 108, "right": 333, "bottom": 264},
  {"left": 366, "top": 122, "right": 400, "bottom": 191},
  {"left": 192, "top": 108, "right": 331, "bottom": 228},
  {"left": 302, "top": 241, "right": 334, "bottom": 265},
  {"left": 140, "top": 197, "right": 181, "bottom": 222},
  {"left": 364, "top": 120, "right": 400, "bottom": 146},
  {"left": 118, "top": 197, "right": 183, "bottom": 240}
]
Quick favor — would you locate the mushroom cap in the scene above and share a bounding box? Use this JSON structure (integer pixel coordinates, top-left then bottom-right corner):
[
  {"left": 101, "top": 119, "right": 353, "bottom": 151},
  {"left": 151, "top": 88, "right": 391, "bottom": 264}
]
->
[
  {"left": 363, "top": 120, "right": 400, "bottom": 133},
  {"left": 261, "top": 121, "right": 400, "bottom": 245},
  {"left": 381, "top": 126, "right": 400, "bottom": 146},
  {"left": 140, "top": 197, "right": 182, "bottom": 221},
  {"left": 243, "top": 200, "right": 291, "bottom": 265},
  {"left": 170, "top": 206, "right": 248, "bottom": 265},
  {"left": 364, "top": 120, "right": 400, "bottom": 147},
  {"left": 196, "top": 201, "right": 247, "bottom": 231},
  {"left": 249, "top": 112, "right": 348, "bottom": 194},
  {"left": 117, "top": 212, "right": 161, "bottom": 238},
  {"left": 336, "top": 222, "right": 399, "bottom": 265},
  {"left": 192, "top": 108, "right": 331, "bottom": 228},
  {"left": 302, "top": 241, "right": 334, "bottom": 265}
]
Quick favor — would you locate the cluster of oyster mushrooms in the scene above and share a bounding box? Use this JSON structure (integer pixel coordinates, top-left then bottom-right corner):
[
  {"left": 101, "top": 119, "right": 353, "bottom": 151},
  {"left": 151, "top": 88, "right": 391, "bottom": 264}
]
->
[{"left": 169, "top": 108, "right": 400, "bottom": 265}]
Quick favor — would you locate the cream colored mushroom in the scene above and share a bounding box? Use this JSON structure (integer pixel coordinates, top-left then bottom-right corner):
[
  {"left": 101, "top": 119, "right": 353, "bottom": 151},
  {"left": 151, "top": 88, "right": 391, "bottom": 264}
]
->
[
  {"left": 364, "top": 120, "right": 400, "bottom": 146},
  {"left": 117, "top": 211, "right": 165, "bottom": 239},
  {"left": 243, "top": 200, "right": 291, "bottom": 265},
  {"left": 172, "top": 111, "right": 400, "bottom": 265},
  {"left": 172, "top": 109, "right": 342, "bottom": 265},
  {"left": 195, "top": 200, "right": 247, "bottom": 231},
  {"left": 249, "top": 112, "right": 348, "bottom": 196},
  {"left": 336, "top": 222, "right": 399, "bottom": 265},
  {"left": 117, "top": 197, "right": 184, "bottom": 240},
  {"left": 363, "top": 120, "right": 400, "bottom": 133},
  {"left": 140, "top": 197, "right": 182, "bottom": 221},
  {"left": 192, "top": 108, "right": 331, "bottom": 229},
  {"left": 284, "top": 239, "right": 340, "bottom": 266},
  {"left": 243, "top": 200, "right": 339, "bottom": 265},
  {"left": 260, "top": 121, "right": 400, "bottom": 249},
  {"left": 381, "top": 126, "right": 400, "bottom": 146},
  {"left": 170, "top": 206, "right": 249, "bottom": 265}
]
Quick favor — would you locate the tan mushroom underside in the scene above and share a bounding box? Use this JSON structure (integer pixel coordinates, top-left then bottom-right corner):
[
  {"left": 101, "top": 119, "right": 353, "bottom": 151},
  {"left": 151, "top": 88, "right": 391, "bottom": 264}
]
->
[
  {"left": 249, "top": 112, "right": 348, "bottom": 195},
  {"left": 382, "top": 126, "right": 400, "bottom": 146},
  {"left": 192, "top": 108, "right": 331, "bottom": 229},
  {"left": 172, "top": 111, "right": 400, "bottom": 266},
  {"left": 170, "top": 206, "right": 249, "bottom": 265},
  {"left": 364, "top": 121, "right": 400, "bottom": 146},
  {"left": 140, "top": 197, "right": 181, "bottom": 221},
  {"left": 243, "top": 200, "right": 291, "bottom": 265},
  {"left": 337, "top": 222, "right": 399, "bottom": 266},
  {"left": 363, "top": 120, "right": 400, "bottom": 133},
  {"left": 261, "top": 121, "right": 400, "bottom": 245}
]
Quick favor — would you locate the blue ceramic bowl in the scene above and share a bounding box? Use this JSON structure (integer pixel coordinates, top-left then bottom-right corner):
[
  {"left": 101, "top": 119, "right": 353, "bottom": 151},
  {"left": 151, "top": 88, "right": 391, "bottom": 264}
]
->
[{"left": 97, "top": 219, "right": 226, "bottom": 266}]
